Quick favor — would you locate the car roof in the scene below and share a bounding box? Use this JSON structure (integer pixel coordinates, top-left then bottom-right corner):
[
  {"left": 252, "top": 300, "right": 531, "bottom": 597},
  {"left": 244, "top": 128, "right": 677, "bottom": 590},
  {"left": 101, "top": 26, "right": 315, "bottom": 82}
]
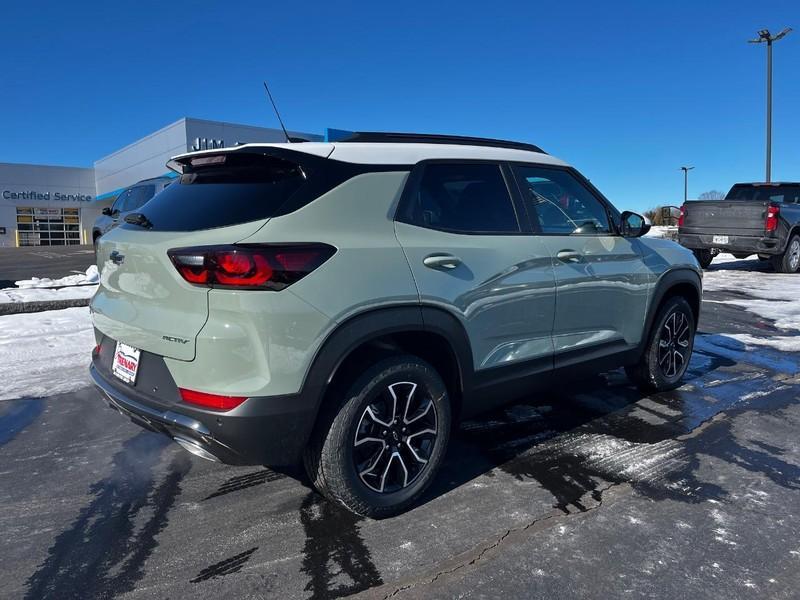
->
[{"left": 173, "top": 141, "right": 570, "bottom": 168}]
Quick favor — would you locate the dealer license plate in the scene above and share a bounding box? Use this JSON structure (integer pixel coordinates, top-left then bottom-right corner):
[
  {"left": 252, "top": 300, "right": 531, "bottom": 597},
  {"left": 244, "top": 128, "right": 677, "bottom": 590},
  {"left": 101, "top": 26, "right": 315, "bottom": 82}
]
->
[
  {"left": 112, "top": 341, "right": 141, "bottom": 384},
  {"left": 712, "top": 235, "right": 729, "bottom": 245}
]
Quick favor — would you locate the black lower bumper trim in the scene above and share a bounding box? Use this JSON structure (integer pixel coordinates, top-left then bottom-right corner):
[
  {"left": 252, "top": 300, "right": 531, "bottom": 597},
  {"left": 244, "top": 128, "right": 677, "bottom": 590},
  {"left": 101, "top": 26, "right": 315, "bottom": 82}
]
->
[
  {"left": 89, "top": 361, "right": 316, "bottom": 466},
  {"left": 91, "top": 364, "right": 211, "bottom": 436}
]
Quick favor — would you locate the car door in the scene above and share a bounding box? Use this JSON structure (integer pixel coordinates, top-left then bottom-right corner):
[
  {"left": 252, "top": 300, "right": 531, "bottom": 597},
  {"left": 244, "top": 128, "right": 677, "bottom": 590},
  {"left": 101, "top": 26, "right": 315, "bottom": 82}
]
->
[
  {"left": 394, "top": 161, "right": 557, "bottom": 380},
  {"left": 510, "top": 164, "right": 651, "bottom": 368}
]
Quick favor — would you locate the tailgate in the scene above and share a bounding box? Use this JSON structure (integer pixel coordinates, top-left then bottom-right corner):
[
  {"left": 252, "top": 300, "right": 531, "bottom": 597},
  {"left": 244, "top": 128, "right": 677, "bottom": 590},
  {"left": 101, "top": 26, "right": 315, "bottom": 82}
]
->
[
  {"left": 681, "top": 200, "right": 768, "bottom": 235},
  {"left": 92, "top": 224, "right": 264, "bottom": 360},
  {"left": 90, "top": 149, "right": 316, "bottom": 361}
]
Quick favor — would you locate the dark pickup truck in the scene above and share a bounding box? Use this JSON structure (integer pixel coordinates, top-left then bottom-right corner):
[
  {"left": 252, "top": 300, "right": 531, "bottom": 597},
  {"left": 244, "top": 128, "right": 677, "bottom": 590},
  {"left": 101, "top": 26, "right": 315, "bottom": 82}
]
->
[{"left": 678, "top": 182, "right": 800, "bottom": 272}]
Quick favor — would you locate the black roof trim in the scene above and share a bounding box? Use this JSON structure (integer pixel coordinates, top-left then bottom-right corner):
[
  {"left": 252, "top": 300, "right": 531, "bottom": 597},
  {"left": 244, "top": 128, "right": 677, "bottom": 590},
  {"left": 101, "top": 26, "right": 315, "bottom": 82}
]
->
[{"left": 338, "top": 131, "right": 546, "bottom": 154}]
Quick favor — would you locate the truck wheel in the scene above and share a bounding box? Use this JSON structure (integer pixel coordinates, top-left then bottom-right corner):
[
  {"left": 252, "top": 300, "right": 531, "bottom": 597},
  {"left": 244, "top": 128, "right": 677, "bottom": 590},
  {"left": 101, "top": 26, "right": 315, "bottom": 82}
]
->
[
  {"left": 625, "top": 296, "right": 696, "bottom": 392},
  {"left": 771, "top": 235, "right": 800, "bottom": 274},
  {"left": 692, "top": 249, "right": 713, "bottom": 269},
  {"left": 304, "top": 355, "right": 451, "bottom": 518}
]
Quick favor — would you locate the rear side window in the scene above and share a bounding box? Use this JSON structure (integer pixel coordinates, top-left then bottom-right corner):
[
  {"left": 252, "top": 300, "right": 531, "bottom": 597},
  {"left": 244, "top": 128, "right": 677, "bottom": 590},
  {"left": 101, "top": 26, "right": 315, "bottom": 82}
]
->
[
  {"left": 402, "top": 163, "right": 520, "bottom": 234},
  {"left": 135, "top": 154, "right": 306, "bottom": 232}
]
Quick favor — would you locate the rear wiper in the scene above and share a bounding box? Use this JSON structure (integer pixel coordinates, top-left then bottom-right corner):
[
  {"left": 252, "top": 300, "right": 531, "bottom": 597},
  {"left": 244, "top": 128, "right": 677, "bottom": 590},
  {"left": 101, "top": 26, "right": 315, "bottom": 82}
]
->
[{"left": 124, "top": 212, "right": 154, "bottom": 229}]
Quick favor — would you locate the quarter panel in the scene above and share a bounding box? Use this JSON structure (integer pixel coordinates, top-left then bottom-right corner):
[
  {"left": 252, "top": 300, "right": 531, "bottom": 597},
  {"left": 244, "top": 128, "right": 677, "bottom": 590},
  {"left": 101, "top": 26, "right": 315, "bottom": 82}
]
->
[{"left": 239, "top": 172, "right": 420, "bottom": 323}]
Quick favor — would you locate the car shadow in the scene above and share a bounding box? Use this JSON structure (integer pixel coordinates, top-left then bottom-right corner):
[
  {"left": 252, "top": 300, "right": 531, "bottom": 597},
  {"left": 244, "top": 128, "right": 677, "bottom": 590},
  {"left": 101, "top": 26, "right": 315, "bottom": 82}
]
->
[{"left": 415, "top": 339, "right": 749, "bottom": 513}]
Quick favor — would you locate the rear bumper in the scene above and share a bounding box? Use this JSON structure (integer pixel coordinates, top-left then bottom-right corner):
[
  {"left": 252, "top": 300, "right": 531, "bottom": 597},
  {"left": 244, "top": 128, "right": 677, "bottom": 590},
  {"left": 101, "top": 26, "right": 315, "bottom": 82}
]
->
[
  {"left": 90, "top": 360, "right": 316, "bottom": 467},
  {"left": 678, "top": 232, "right": 782, "bottom": 255}
]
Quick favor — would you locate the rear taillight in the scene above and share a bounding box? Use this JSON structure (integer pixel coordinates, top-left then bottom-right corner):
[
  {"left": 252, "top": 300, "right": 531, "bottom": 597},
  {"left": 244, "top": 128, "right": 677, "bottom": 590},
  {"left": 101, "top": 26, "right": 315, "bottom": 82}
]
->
[
  {"left": 765, "top": 203, "right": 780, "bottom": 232},
  {"left": 168, "top": 244, "right": 335, "bottom": 290},
  {"left": 179, "top": 388, "right": 247, "bottom": 411},
  {"left": 678, "top": 204, "right": 686, "bottom": 228}
]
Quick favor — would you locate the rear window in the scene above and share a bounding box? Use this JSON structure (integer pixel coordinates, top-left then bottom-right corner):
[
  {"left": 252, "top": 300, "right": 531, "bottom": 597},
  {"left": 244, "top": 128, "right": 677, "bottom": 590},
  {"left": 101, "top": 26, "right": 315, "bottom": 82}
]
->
[
  {"left": 133, "top": 153, "right": 306, "bottom": 231},
  {"left": 726, "top": 184, "right": 800, "bottom": 204}
]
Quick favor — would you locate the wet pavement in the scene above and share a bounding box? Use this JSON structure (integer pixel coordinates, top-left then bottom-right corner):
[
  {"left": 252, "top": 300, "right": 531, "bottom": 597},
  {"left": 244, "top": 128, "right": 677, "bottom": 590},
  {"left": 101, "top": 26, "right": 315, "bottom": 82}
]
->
[{"left": 2, "top": 261, "right": 800, "bottom": 599}]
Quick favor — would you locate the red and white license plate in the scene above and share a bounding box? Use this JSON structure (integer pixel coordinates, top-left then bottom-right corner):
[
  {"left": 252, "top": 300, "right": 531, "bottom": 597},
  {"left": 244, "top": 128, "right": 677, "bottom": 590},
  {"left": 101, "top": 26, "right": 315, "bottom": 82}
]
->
[{"left": 112, "top": 341, "right": 141, "bottom": 384}]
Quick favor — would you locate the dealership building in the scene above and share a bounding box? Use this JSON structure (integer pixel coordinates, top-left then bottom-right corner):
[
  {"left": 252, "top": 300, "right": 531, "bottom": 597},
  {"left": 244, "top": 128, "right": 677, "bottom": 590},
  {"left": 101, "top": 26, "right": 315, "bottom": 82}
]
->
[{"left": 0, "top": 118, "right": 322, "bottom": 247}]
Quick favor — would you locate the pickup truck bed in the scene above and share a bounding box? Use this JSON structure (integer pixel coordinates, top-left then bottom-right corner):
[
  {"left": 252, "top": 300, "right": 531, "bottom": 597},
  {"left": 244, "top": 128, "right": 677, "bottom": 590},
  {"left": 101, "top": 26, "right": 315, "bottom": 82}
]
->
[{"left": 678, "top": 182, "right": 800, "bottom": 271}]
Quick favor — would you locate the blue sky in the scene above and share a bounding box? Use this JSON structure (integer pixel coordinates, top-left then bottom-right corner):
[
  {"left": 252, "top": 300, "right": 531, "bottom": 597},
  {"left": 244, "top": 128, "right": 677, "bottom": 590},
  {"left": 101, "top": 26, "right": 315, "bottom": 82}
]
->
[{"left": 1, "top": 0, "right": 798, "bottom": 212}]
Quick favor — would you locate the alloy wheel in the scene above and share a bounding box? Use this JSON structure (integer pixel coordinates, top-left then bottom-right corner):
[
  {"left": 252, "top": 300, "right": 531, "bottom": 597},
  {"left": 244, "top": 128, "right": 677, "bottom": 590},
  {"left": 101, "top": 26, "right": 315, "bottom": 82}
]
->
[
  {"left": 353, "top": 381, "right": 438, "bottom": 493},
  {"left": 658, "top": 310, "right": 692, "bottom": 378},
  {"left": 789, "top": 239, "right": 800, "bottom": 271}
]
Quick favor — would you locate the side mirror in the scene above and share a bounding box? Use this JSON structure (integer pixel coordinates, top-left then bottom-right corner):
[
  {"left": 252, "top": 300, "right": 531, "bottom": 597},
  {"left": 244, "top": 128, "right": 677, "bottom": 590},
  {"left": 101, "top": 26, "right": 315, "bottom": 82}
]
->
[
  {"left": 620, "top": 211, "right": 651, "bottom": 238},
  {"left": 102, "top": 207, "right": 112, "bottom": 216}
]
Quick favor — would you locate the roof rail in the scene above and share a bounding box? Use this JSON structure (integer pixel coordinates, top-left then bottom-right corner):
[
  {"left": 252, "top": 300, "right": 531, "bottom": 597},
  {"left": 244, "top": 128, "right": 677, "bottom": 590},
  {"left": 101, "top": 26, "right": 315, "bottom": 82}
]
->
[{"left": 337, "top": 131, "right": 546, "bottom": 154}]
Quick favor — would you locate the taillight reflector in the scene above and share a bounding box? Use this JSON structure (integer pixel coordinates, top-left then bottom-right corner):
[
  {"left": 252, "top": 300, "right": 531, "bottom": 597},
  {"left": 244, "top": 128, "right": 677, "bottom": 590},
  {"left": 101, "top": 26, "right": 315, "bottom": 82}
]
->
[
  {"left": 765, "top": 203, "right": 780, "bottom": 232},
  {"left": 179, "top": 388, "right": 247, "bottom": 411},
  {"left": 678, "top": 204, "right": 686, "bottom": 228},
  {"left": 168, "top": 244, "right": 335, "bottom": 291}
]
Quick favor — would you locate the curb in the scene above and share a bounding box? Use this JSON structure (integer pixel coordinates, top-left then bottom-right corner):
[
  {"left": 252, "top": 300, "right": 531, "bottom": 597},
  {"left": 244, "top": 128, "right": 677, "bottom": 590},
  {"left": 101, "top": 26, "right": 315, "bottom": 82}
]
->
[{"left": 0, "top": 298, "right": 91, "bottom": 315}]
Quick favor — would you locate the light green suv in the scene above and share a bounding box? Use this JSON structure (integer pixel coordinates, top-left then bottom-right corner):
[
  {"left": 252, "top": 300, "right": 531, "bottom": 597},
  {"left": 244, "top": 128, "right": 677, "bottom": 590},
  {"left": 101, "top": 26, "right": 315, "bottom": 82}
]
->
[{"left": 90, "top": 132, "right": 702, "bottom": 517}]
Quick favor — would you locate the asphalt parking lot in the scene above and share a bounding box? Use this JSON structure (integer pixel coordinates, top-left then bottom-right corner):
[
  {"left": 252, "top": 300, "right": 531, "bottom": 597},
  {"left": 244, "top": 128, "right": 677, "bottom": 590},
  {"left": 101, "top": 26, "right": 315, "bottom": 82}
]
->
[
  {"left": 2, "top": 258, "right": 800, "bottom": 599},
  {"left": 0, "top": 246, "right": 95, "bottom": 288}
]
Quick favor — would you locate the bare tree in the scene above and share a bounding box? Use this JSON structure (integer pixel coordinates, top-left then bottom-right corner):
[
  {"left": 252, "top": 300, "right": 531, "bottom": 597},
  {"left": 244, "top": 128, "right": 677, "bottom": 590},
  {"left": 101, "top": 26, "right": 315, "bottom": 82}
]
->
[{"left": 698, "top": 190, "right": 725, "bottom": 200}]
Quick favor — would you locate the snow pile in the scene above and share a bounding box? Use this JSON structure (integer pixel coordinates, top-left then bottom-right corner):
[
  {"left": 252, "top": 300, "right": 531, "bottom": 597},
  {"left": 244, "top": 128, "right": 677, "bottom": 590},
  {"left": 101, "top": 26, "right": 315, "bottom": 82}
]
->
[
  {"left": 645, "top": 226, "right": 678, "bottom": 240},
  {"left": 0, "top": 307, "right": 94, "bottom": 401},
  {"left": 14, "top": 265, "right": 99, "bottom": 288},
  {"left": 0, "top": 284, "right": 97, "bottom": 304}
]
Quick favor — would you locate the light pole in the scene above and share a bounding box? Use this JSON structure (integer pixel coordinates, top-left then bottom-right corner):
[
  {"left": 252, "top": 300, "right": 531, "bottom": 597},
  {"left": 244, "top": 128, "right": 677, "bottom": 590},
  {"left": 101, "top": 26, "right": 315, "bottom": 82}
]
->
[
  {"left": 748, "top": 27, "right": 792, "bottom": 182},
  {"left": 680, "top": 166, "right": 694, "bottom": 203}
]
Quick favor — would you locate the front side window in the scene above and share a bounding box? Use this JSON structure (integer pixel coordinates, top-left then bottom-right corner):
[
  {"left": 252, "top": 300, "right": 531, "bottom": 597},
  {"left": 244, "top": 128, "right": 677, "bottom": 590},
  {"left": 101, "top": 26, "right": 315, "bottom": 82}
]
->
[
  {"left": 126, "top": 184, "right": 157, "bottom": 211},
  {"left": 514, "top": 165, "right": 612, "bottom": 235},
  {"left": 111, "top": 189, "right": 130, "bottom": 214},
  {"left": 403, "top": 163, "right": 520, "bottom": 234}
]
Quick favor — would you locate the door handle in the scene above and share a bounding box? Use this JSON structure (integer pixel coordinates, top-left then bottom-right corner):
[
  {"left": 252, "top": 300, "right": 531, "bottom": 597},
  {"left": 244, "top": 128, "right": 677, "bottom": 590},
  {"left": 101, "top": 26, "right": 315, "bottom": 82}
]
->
[
  {"left": 423, "top": 253, "right": 462, "bottom": 270},
  {"left": 556, "top": 249, "right": 582, "bottom": 263}
]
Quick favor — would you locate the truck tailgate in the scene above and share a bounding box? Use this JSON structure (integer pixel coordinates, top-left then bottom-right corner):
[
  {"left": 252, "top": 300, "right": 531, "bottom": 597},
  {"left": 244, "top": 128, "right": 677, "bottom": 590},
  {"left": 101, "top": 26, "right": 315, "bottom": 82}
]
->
[{"left": 681, "top": 200, "right": 768, "bottom": 235}]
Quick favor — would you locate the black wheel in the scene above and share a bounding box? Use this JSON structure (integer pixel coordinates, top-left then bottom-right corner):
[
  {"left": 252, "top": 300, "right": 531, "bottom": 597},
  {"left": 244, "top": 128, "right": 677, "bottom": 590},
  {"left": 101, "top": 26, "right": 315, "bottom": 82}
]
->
[
  {"left": 304, "top": 355, "right": 451, "bottom": 518},
  {"left": 626, "top": 296, "right": 696, "bottom": 392},
  {"left": 692, "top": 249, "right": 713, "bottom": 269},
  {"left": 771, "top": 234, "right": 800, "bottom": 274}
]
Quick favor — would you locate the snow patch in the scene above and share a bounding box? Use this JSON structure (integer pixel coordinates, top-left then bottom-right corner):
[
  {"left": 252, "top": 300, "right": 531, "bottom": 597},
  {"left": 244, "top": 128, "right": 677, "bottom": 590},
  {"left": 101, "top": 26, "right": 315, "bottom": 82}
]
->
[
  {"left": 0, "top": 307, "right": 94, "bottom": 401},
  {"left": 726, "top": 333, "right": 800, "bottom": 353},
  {"left": 704, "top": 259, "right": 800, "bottom": 332}
]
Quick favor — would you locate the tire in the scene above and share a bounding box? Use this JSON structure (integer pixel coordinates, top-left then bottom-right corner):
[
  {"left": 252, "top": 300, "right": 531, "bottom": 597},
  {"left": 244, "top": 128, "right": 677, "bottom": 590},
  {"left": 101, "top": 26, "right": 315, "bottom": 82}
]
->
[
  {"left": 304, "top": 355, "right": 451, "bottom": 518},
  {"left": 692, "top": 249, "right": 713, "bottom": 269},
  {"left": 625, "top": 296, "right": 696, "bottom": 392},
  {"left": 771, "top": 234, "right": 800, "bottom": 274}
]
